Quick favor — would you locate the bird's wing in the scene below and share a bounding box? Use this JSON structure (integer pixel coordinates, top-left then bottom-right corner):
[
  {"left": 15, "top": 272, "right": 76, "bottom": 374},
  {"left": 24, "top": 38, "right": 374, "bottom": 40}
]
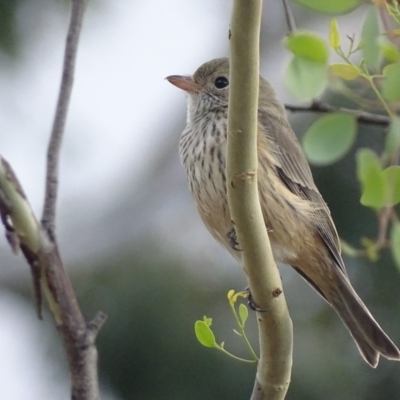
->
[{"left": 258, "top": 109, "right": 346, "bottom": 273}]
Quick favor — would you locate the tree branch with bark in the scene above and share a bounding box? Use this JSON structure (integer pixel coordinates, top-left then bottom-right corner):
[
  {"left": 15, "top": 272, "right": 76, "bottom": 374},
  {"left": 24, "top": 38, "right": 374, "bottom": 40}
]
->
[{"left": 0, "top": 1, "right": 106, "bottom": 399}]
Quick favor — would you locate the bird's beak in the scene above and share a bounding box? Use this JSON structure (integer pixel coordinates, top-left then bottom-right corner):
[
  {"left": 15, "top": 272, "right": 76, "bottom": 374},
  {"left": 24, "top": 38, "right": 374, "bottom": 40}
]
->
[{"left": 166, "top": 75, "right": 204, "bottom": 93}]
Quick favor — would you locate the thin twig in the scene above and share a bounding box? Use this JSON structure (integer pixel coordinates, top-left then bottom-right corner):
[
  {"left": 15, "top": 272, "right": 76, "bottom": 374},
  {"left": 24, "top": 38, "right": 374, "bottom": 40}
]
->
[
  {"left": 285, "top": 101, "right": 391, "bottom": 127},
  {"left": 39, "top": 1, "right": 107, "bottom": 397},
  {"left": 282, "top": 0, "right": 296, "bottom": 34},
  {"left": 42, "top": 0, "right": 87, "bottom": 238},
  {"left": 376, "top": 207, "right": 393, "bottom": 249},
  {"left": 87, "top": 311, "right": 108, "bottom": 341},
  {"left": 379, "top": 3, "right": 397, "bottom": 44}
]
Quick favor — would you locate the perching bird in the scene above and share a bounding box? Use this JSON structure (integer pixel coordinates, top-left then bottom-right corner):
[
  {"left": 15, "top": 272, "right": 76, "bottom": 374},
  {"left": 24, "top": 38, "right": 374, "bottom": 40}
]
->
[{"left": 166, "top": 57, "right": 400, "bottom": 367}]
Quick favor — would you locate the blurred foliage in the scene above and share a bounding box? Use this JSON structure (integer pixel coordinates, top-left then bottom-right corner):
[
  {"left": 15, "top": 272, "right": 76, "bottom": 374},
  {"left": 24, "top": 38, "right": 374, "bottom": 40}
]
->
[
  {"left": 0, "top": 1, "right": 19, "bottom": 55},
  {"left": 286, "top": 1, "right": 400, "bottom": 270},
  {"left": 76, "top": 246, "right": 257, "bottom": 400},
  {"left": 0, "top": 0, "right": 90, "bottom": 57},
  {"left": 361, "top": 6, "right": 381, "bottom": 71},
  {"left": 65, "top": 240, "right": 400, "bottom": 399},
  {"left": 6, "top": 235, "right": 400, "bottom": 398},
  {"left": 284, "top": 32, "right": 329, "bottom": 100},
  {"left": 293, "top": 0, "right": 364, "bottom": 15},
  {"left": 303, "top": 113, "right": 356, "bottom": 164}
]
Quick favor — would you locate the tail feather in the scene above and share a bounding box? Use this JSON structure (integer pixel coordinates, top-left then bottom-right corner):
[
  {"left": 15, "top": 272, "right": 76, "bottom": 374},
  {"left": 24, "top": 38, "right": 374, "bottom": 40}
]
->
[
  {"left": 334, "top": 306, "right": 380, "bottom": 367},
  {"left": 330, "top": 273, "right": 400, "bottom": 367},
  {"left": 332, "top": 293, "right": 383, "bottom": 367},
  {"left": 293, "top": 263, "right": 400, "bottom": 367}
]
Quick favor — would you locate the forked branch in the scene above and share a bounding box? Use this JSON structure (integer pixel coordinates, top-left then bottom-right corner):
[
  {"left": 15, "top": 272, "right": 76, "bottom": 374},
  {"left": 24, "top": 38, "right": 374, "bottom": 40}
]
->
[{"left": 0, "top": 1, "right": 106, "bottom": 399}]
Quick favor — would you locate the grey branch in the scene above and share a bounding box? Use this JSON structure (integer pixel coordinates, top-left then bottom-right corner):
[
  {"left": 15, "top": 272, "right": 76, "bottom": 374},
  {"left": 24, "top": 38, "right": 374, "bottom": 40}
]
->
[
  {"left": 42, "top": 0, "right": 87, "bottom": 238},
  {"left": 0, "top": 1, "right": 106, "bottom": 399},
  {"left": 0, "top": 155, "right": 106, "bottom": 399},
  {"left": 285, "top": 101, "right": 391, "bottom": 127}
]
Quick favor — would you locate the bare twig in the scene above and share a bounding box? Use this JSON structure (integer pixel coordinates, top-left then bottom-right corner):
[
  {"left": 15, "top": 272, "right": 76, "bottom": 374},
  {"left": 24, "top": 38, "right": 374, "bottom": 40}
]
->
[
  {"left": 42, "top": 0, "right": 87, "bottom": 238},
  {"left": 285, "top": 101, "right": 391, "bottom": 127},
  {"left": 282, "top": 0, "right": 296, "bottom": 34},
  {"left": 39, "top": 1, "right": 108, "bottom": 397},
  {"left": 228, "top": 1, "right": 293, "bottom": 399}
]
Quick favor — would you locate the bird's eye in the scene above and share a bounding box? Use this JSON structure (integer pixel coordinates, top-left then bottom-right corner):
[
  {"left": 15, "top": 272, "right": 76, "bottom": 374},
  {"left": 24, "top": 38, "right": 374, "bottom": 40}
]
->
[{"left": 214, "top": 76, "right": 229, "bottom": 89}]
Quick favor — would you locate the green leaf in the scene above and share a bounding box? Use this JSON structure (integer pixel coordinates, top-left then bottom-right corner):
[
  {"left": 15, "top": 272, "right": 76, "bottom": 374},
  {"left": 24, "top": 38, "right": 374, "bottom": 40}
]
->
[
  {"left": 384, "top": 117, "right": 400, "bottom": 159},
  {"left": 302, "top": 113, "right": 357, "bottom": 165},
  {"left": 361, "top": 6, "right": 381, "bottom": 71},
  {"left": 356, "top": 149, "right": 387, "bottom": 209},
  {"left": 329, "top": 18, "right": 341, "bottom": 50},
  {"left": 285, "top": 57, "right": 328, "bottom": 101},
  {"left": 238, "top": 304, "right": 248, "bottom": 325},
  {"left": 293, "top": 0, "right": 363, "bottom": 14},
  {"left": 391, "top": 222, "right": 400, "bottom": 271},
  {"left": 361, "top": 237, "right": 379, "bottom": 262},
  {"left": 367, "top": 245, "right": 378, "bottom": 262},
  {"left": 382, "top": 62, "right": 400, "bottom": 102},
  {"left": 329, "top": 63, "right": 361, "bottom": 80},
  {"left": 380, "top": 40, "right": 400, "bottom": 63},
  {"left": 285, "top": 32, "right": 329, "bottom": 63},
  {"left": 382, "top": 63, "right": 397, "bottom": 76},
  {"left": 340, "top": 240, "right": 359, "bottom": 258},
  {"left": 195, "top": 320, "right": 216, "bottom": 348},
  {"left": 382, "top": 166, "right": 400, "bottom": 206}
]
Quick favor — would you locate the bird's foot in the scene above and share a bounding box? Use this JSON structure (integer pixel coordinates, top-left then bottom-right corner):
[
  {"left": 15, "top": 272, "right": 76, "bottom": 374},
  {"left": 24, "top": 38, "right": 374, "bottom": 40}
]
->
[
  {"left": 244, "top": 287, "right": 268, "bottom": 312},
  {"left": 226, "top": 228, "right": 242, "bottom": 251}
]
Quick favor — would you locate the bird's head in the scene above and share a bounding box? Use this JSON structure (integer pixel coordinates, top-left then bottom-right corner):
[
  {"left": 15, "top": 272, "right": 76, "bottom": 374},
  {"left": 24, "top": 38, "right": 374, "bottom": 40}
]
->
[{"left": 166, "top": 58, "right": 230, "bottom": 120}]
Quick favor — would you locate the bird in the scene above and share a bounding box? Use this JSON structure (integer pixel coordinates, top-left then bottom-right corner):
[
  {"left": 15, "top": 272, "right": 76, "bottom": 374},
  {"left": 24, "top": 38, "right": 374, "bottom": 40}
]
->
[{"left": 166, "top": 57, "right": 400, "bottom": 367}]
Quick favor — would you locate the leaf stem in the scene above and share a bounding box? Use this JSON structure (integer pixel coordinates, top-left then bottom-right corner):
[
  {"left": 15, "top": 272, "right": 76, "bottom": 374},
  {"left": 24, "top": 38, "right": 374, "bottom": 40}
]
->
[
  {"left": 364, "top": 75, "right": 395, "bottom": 118},
  {"left": 229, "top": 300, "right": 259, "bottom": 361},
  {"left": 216, "top": 345, "right": 256, "bottom": 363}
]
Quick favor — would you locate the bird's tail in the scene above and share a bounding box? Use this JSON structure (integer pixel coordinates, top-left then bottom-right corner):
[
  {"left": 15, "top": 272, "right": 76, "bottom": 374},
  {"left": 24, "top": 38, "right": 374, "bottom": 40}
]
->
[{"left": 329, "top": 272, "right": 400, "bottom": 367}]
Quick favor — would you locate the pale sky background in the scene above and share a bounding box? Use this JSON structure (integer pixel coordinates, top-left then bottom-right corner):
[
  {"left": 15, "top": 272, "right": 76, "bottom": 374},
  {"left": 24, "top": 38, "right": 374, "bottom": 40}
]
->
[
  {"left": 1, "top": 2, "right": 237, "bottom": 398},
  {"left": 0, "top": 1, "right": 367, "bottom": 398}
]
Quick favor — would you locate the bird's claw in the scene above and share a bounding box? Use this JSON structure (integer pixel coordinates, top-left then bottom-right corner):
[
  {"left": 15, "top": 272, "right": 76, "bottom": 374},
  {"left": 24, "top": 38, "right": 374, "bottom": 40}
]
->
[
  {"left": 244, "top": 287, "right": 268, "bottom": 312},
  {"left": 227, "top": 228, "right": 242, "bottom": 251}
]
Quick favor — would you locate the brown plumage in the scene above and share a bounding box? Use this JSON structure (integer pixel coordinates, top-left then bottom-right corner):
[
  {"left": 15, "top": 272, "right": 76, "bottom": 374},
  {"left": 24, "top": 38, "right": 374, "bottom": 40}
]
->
[{"left": 166, "top": 57, "right": 400, "bottom": 367}]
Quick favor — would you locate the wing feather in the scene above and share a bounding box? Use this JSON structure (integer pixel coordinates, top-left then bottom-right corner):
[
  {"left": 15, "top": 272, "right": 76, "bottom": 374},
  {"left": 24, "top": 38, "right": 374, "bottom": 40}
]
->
[{"left": 258, "top": 107, "right": 346, "bottom": 274}]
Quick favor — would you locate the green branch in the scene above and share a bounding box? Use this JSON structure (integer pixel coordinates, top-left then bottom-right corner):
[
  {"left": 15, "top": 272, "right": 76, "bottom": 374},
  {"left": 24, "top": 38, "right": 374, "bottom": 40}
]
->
[{"left": 227, "top": 1, "right": 293, "bottom": 399}]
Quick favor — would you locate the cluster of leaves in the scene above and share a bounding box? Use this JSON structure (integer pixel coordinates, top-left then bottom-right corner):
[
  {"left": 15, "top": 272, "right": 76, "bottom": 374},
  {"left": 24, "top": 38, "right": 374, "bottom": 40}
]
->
[
  {"left": 286, "top": 0, "right": 400, "bottom": 268},
  {"left": 194, "top": 291, "right": 257, "bottom": 363}
]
